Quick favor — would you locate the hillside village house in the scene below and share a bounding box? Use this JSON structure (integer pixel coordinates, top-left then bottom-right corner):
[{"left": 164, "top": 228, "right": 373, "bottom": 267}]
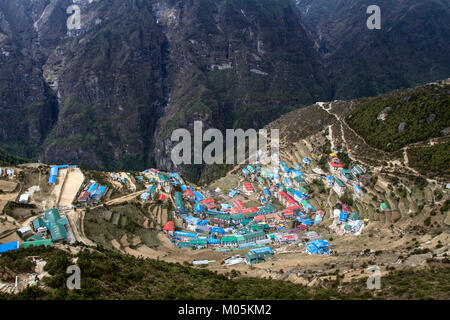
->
[
  {"left": 242, "top": 182, "right": 255, "bottom": 195},
  {"left": 183, "top": 188, "right": 195, "bottom": 201},
  {"left": 339, "top": 169, "right": 353, "bottom": 183},
  {"left": 333, "top": 178, "right": 346, "bottom": 195},
  {"left": 157, "top": 173, "right": 172, "bottom": 193},
  {"left": 351, "top": 165, "right": 366, "bottom": 179},
  {"left": 277, "top": 191, "right": 297, "bottom": 207}
]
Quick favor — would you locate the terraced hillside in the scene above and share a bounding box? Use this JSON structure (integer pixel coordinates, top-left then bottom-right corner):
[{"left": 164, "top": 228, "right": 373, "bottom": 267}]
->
[{"left": 265, "top": 79, "right": 449, "bottom": 237}]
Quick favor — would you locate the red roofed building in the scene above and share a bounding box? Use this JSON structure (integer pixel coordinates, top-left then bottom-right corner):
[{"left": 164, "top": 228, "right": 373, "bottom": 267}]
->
[
  {"left": 202, "top": 198, "right": 216, "bottom": 209},
  {"left": 183, "top": 188, "right": 195, "bottom": 200},
  {"left": 287, "top": 205, "right": 303, "bottom": 214},
  {"left": 329, "top": 161, "right": 344, "bottom": 172},
  {"left": 78, "top": 191, "right": 90, "bottom": 203},
  {"left": 242, "top": 207, "right": 258, "bottom": 214},
  {"left": 158, "top": 194, "right": 167, "bottom": 201},
  {"left": 163, "top": 221, "right": 175, "bottom": 235},
  {"left": 242, "top": 182, "right": 254, "bottom": 194},
  {"left": 231, "top": 207, "right": 241, "bottom": 214},
  {"left": 233, "top": 199, "right": 246, "bottom": 210},
  {"left": 280, "top": 209, "right": 295, "bottom": 217},
  {"left": 277, "top": 191, "right": 296, "bottom": 207}
]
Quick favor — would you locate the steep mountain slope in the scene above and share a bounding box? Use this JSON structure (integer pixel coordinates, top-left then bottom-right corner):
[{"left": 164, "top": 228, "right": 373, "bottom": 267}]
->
[
  {"left": 0, "top": 0, "right": 329, "bottom": 175},
  {"left": 294, "top": 0, "right": 450, "bottom": 99},
  {"left": 0, "top": 0, "right": 60, "bottom": 158},
  {"left": 0, "top": 0, "right": 448, "bottom": 180}
]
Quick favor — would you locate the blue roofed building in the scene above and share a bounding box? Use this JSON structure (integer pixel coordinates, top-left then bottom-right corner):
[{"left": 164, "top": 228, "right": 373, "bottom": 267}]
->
[{"left": 0, "top": 241, "right": 19, "bottom": 254}]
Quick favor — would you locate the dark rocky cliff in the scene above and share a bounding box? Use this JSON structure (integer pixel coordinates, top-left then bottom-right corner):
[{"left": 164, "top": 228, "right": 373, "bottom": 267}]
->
[{"left": 0, "top": 0, "right": 448, "bottom": 181}]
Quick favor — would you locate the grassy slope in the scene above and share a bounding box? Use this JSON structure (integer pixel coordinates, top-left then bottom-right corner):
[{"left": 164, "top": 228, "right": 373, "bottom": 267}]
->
[
  {"left": 347, "top": 83, "right": 450, "bottom": 152},
  {"left": 0, "top": 246, "right": 448, "bottom": 300},
  {"left": 0, "top": 148, "right": 28, "bottom": 166}
]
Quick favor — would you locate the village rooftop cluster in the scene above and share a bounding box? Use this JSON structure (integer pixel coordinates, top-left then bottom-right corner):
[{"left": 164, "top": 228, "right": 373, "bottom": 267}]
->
[{"left": 2, "top": 151, "right": 380, "bottom": 266}]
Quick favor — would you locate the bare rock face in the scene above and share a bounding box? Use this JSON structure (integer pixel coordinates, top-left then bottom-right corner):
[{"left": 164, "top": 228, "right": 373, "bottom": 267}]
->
[
  {"left": 398, "top": 122, "right": 407, "bottom": 133},
  {"left": 0, "top": 0, "right": 449, "bottom": 182},
  {"left": 441, "top": 127, "right": 450, "bottom": 136},
  {"left": 377, "top": 107, "right": 392, "bottom": 121}
]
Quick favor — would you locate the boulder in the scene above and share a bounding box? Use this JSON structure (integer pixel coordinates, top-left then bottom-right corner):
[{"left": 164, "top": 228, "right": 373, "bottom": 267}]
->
[{"left": 398, "top": 122, "right": 407, "bottom": 133}]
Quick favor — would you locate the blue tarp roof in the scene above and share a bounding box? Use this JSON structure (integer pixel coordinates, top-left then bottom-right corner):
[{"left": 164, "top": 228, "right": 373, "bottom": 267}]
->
[
  {"left": 239, "top": 242, "right": 256, "bottom": 248},
  {"left": 87, "top": 183, "right": 98, "bottom": 193},
  {"left": 185, "top": 216, "right": 202, "bottom": 225},
  {"left": 250, "top": 247, "right": 274, "bottom": 255},
  {"left": 174, "top": 231, "right": 198, "bottom": 238},
  {"left": 195, "top": 205, "right": 204, "bottom": 212},
  {"left": 294, "top": 191, "right": 306, "bottom": 199},
  {"left": 207, "top": 238, "right": 220, "bottom": 244},
  {"left": 339, "top": 211, "right": 349, "bottom": 222},
  {"left": 228, "top": 190, "right": 238, "bottom": 197},
  {"left": 0, "top": 241, "right": 19, "bottom": 254},
  {"left": 195, "top": 226, "right": 211, "bottom": 233},
  {"left": 48, "top": 176, "right": 57, "bottom": 184},
  {"left": 91, "top": 186, "right": 106, "bottom": 198},
  {"left": 306, "top": 240, "right": 330, "bottom": 254},
  {"left": 292, "top": 169, "right": 303, "bottom": 177},
  {"left": 50, "top": 167, "right": 59, "bottom": 176},
  {"left": 193, "top": 191, "right": 204, "bottom": 201},
  {"left": 210, "top": 227, "right": 225, "bottom": 234}
]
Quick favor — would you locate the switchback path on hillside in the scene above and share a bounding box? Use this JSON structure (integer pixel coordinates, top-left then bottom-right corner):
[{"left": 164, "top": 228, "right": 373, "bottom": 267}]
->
[{"left": 316, "top": 102, "right": 441, "bottom": 186}]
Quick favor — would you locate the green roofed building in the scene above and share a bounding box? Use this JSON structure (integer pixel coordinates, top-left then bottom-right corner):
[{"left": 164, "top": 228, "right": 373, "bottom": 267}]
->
[
  {"left": 189, "top": 239, "right": 207, "bottom": 246},
  {"left": 221, "top": 236, "right": 238, "bottom": 246},
  {"left": 348, "top": 212, "right": 359, "bottom": 221},
  {"left": 245, "top": 251, "right": 273, "bottom": 264},
  {"left": 243, "top": 231, "right": 267, "bottom": 242},
  {"left": 235, "top": 235, "right": 245, "bottom": 244},
  {"left": 45, "top": 208, "right": 61, "bottom": 221},
  {"left": 245, "top": 212, "right": 258, "bottom": 219},
  {"left": 230, "top": 213, "right": 245, "bottom": 223},
  {"left": 158, "top": 173, "right": 170, "bottom": 182},
  {"left": 250, "top": 224, "right": 269, "bottom": 232},
  {"left": 298, "top": 186, "right": 308, "bottom": 193},
  {"left": 335, "top": 179, "right": 346, "bottom": 187},
  {"left": 267, "top": 233, "right": 276, "bottom": 240},
  {"left": 21, "top": 239, "right": 53, "bottom": 249},
  {"left": 257, "top": 203, "right": 276, "bottom": 215},
  {"left": 294, "top": 177, "right": 307, "bottom": 186},
  {"left": 43, "top": 209, "right": 68, "bottom": 242},
  {"left": 33, "top": 217, "right": 45, "bottom": 230},
  {"left": 380, "top": 202, "right": 390, "bottom": 211},
  {"left": 216, "top": 214, "right": 232, "bottom": 221},
  {"left": 147, "top": 184, "right": 157, "bottom": 195}
]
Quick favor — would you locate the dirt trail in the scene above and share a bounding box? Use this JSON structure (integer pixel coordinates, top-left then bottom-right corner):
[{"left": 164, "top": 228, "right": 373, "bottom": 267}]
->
[
  {"left": 58, "top": 167, "right": 84, "bottom": 209},
  {"left": 104, "top": 190, "right": 144, "bottom": 206},
  {"left": 317, "top": 102, "right": 441, "bottom": 185}
]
